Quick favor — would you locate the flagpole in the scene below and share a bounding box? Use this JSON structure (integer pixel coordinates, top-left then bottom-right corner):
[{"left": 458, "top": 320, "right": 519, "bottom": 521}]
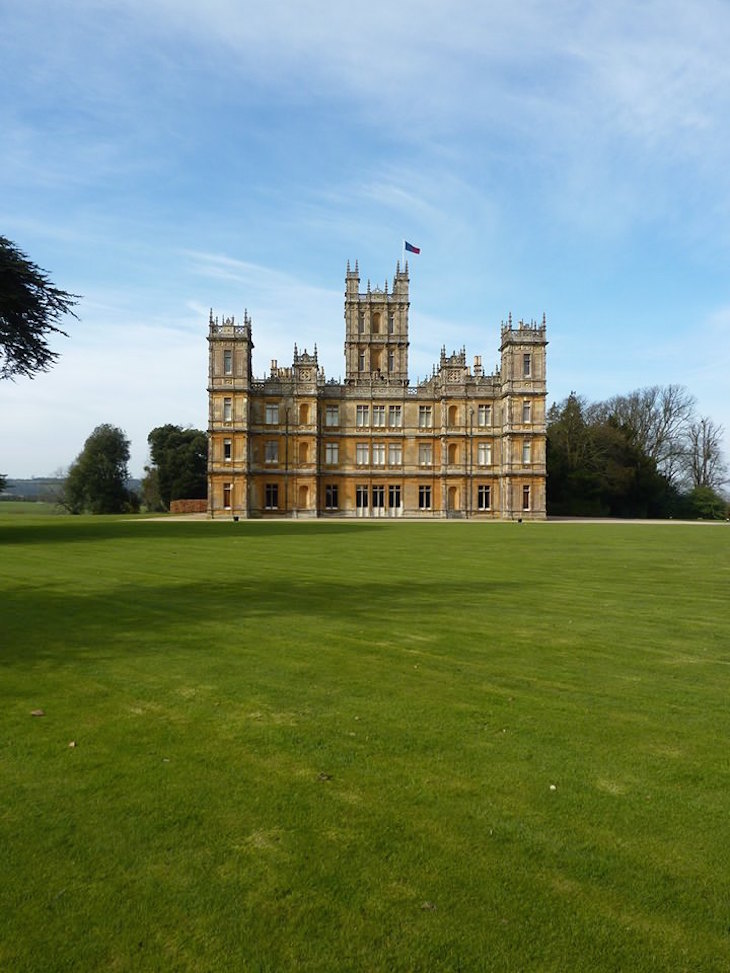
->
[{"left": 401, "top": 239, "right": 405, "bottom": 268}]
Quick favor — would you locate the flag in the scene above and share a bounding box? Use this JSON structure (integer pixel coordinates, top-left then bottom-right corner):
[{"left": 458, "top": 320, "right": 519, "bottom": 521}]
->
[{"left": 404, "top": 241, "right": 420, "bottom": 254}]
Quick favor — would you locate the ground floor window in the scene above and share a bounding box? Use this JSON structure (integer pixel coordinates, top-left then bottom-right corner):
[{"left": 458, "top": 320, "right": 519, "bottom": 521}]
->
[
  {"left": 388, "top": 484, "right": 401, "bottom": 508},
  {"left": 418, "top": 485, "right": 432, "bottom": 510},
  {"left": 265, "top": 483, "right": 279, "bottom": 509},
  {"left": 522, "top": 484, "right": 530, "bottom": 511},
  {"left": 325, "top": 484, "right": 338, "bottom": 509},
  {"left": 372, "top": 485, "right": 385, "bottom": 508},
  {"left": 356, "top": 485, "right": 368, "bottom": 509},
  {"left": 478, "top": 485, "right": 491, "bottom": 510},
  {"left": 223, "top": 482, "right": 232, "bottom": 509}
]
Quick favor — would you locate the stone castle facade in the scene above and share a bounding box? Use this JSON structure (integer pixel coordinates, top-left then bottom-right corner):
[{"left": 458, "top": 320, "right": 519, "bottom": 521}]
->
[{"left": 207, "top": 261, "right": 547, "bottom": 519}]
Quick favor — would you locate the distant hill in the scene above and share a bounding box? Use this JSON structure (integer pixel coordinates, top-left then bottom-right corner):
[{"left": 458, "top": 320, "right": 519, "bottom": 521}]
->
[{"left": 1, "top": 477, "right": 143, "bottom": 501}]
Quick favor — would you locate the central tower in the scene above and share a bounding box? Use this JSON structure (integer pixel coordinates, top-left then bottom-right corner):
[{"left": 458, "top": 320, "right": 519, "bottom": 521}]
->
[{"left": 343, "top": 260, "right": 410, "bottom": 385}]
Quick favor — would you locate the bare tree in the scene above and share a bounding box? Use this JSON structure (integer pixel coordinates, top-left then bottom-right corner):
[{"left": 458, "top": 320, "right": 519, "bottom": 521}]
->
[
  {"left": 683, "top": 417, "right": 728, "bottom": 491},
  {"left": 593, "top": 384, "right": 696, "bottom": 483}
]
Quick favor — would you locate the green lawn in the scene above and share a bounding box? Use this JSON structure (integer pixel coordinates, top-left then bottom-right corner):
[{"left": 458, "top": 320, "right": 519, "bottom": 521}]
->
[{"left": 1, "top": 514, "right": 729, "bottom": 972}]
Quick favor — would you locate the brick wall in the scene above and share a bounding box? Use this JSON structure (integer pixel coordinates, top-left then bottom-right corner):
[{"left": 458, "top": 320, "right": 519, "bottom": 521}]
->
[{"left": 169, "top": 499, "right": 208, "bottom": 514}]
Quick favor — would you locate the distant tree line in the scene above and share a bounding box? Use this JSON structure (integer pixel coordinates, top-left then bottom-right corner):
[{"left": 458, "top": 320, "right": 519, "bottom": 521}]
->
[{"left": 548, "top": 385, "right": 728, "bottom": 519}]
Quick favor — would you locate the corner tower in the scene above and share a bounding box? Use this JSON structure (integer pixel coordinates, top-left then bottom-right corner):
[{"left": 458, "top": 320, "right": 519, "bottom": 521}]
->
[
  {"left": 344, "top": 261, "right": 409, "bottom": 385},
  {"left": 207, "top": 310, "right": 253, "bottom": 517}
]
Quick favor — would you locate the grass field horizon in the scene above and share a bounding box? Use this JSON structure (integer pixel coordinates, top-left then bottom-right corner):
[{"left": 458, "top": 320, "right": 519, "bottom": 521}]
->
[{"left": 2, "top": 513, "right": 729, "bottom": 971}]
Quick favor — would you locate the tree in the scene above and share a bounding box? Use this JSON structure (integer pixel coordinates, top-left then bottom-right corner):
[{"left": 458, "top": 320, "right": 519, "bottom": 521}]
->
[
  {"left": 682, "top": 417, "right": 728, "bottom": 491},
  {"left": 0, "top": 236, "right": 79, "bottom": 380},
  {"left": 0, "top": 473, "right": 6, "bottom": 495},
  {"left": 145, "top": 425, "right": 208, "bottom": 510},
  {"left": 547, "top": 393, "right": 676, "bottom": 517},
  {"left": 592, "top": 384, "right": 696, "bottom": 484},
  {"left": 63, "top": 424, "right": 135, "bottom": 514}
]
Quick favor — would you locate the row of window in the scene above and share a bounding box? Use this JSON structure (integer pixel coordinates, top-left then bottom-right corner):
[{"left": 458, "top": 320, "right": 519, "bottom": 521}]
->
[
  {"left": 219, "top": 400, "right": 533, "bottom": 427},
  {"left": 221, "top": 482, "right": 534, "bottom": 512},
  {"left": 220, "top": 441, "right": 533, "bottom": 466}
]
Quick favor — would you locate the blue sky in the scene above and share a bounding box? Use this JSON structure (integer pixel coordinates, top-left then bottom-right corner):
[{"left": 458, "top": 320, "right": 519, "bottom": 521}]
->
[{"left": 2, "top": 0, "right": 729, "bottom": 479}]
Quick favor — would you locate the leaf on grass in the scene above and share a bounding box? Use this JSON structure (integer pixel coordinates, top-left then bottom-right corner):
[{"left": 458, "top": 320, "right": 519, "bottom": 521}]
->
[
  {"left": 31, "top": 709, "right": 45, "bottom": 717},
  {"left": 317, "top": 772, "right": 333, "bottom": 781}
]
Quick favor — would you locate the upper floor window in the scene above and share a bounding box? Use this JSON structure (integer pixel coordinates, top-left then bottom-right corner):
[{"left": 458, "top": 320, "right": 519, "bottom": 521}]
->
[
  {"left": 523, "top": 353, "right": 532, "bottom": 378},
  {"left": 265, "top": 440, "right": 279, "bottom": 464},
  {"left": 356, "top": 405, "right": 369, "bottom": 427},
  {"left": 478, "top": 442, "right": 492, "bottom": 466},
  {"left": 389, "top": 405, "right": 402, "bottom": 428},
  {"left": 477, "top": 404, "right": 492, "bottom": 427},
  {"left": 223, "top": 349, "right": 233, "bottom": 375},
  {"left": 372, "top": 443, "right": 385, "bottom": 466},
  {"left": 418, "top": 405, "right": 433, "bottom": 428},
  {"left": 372, "top": 405, "right": 385, "bottom": 427},
  {"left": 522, "top": 400, "right": 532, "bottom": 423},
  {"left": 358, "top": 352, "right": 366, "bottom": 371},
  {"left": 388, "top": 443, "right": 402, "bottom": 466},
  {"left": 419, "top": 443, "right": 433, "bottom": 466},
  {"left": 522, "top": 441, "right": 531, "bottom": 465},
  {"left": 388, "top": 350, "right": 395, "bottom": 372},
  {"left": 325, "top": 405, "right": 339, "bottom": 427},
  {"left": 388, "top": 313, "right": 395, "bottom": 335},
  {"left": 325, "top": 442, "right": 339, "bottom": 465},
  {"left": 358, "top": 313, "right": 365, "bottom": 334},
  {"left": 223, "top": 397, "right": 232, "bottom": 422},
  {"left": 265, "top": 403, "right": 279, "bottom": 425},
  {"left": 223, "top": 438, "right": 232, "bottom": 461},
  {"left": 356, "top": 443, "right": 369, "bottom": 465}
]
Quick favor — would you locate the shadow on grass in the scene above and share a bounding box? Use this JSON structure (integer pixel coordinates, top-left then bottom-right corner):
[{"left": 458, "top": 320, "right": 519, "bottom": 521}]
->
[
  {"left": 0, "top": 518, "right": 381, "bottom": 546},
  {"left": 2, "top": 575, "right": 504, "bottom": 666}
]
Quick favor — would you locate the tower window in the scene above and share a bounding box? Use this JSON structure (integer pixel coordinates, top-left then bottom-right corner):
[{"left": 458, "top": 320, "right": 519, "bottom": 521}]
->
[
  {"left": 522, "top": 485, "right": 531, "bottom": 511},
  {"left": 388, "top": 313, "right": 395, "bottom": 334},
  {"left": 477, "top": 404, "right": 492, "bottom": 427},
  {"left": 478, "top": 443, "right": 492, "bottom": 466},
  {"left": 223, "top": 482, "right": 232, "bottom": 509},
  {"left": 523, "top": 354, "right": 532, "bottom": 378},
  {"left": 522, "top": 400, "right": 531, "bottom": 423},
  {"left": 223, "top": 397, "right": 232, "bottom": 422},
  {"left": 223, "top": 349, "right": 233, "bottom": 375},
  {"left": 223, "top": 438, "right": 232, "bottom": 461}
]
